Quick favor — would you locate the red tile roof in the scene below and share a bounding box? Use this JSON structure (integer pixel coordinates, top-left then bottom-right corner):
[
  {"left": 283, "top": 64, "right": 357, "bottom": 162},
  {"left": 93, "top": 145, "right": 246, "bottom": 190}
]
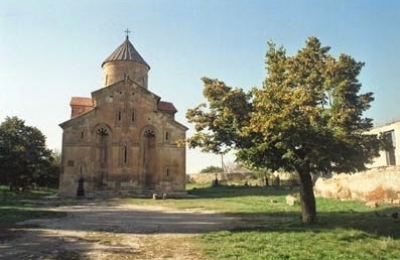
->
[
  {"left": 158, "top": 101, "right": 177, "bottom": 113},
  {"left": 70, "top": 97, "right": 93, "bottom": 107}
]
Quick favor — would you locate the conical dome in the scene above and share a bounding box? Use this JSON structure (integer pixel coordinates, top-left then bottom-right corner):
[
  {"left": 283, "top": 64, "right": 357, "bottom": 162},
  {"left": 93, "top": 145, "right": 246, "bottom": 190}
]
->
[
  {"left": 102, "top": 36, "right": 150, "bottom": 69},
  {"left": 102, "top": 36, "right": 150, "bottom": 88}
]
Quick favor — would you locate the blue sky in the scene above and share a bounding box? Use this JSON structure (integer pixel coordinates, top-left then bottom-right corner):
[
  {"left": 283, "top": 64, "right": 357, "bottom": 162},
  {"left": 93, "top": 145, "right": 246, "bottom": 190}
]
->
[{"left": 1, "top": 0, "right": 399, "bottom": 173}]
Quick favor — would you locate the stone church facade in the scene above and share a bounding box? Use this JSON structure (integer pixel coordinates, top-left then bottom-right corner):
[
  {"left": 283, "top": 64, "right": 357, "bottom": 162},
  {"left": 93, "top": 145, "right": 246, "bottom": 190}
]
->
[{"left": 59, "top": 35, "right": 188, "bottom": 197}]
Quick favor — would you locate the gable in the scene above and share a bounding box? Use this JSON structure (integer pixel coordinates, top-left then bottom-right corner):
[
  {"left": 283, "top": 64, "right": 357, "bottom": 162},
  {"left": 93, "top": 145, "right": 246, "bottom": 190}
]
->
[
  {"left": 61, "top": 77, "right": 187, "bottom": 132},
  {"left": 92, "top": 78, "right": 159, "bottom": 109},
  {"left": 59, "top": 108, "right": 95, "bottom": 129}
]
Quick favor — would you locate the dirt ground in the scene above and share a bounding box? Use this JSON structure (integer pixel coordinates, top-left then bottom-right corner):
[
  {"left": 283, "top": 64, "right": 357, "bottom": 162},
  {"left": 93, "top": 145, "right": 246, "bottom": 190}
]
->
[{"left": 0, "top": 200, "right": 235, "bottom": 260}]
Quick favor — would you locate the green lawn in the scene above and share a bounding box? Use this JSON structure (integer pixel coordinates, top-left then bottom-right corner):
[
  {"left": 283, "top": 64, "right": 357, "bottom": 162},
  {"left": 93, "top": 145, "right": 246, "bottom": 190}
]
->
[
  {"left": 124, "top": 185, "right": 400, "bottom": 260},
  {"left": 194, "top": 186, "right": 399, "bottom": 260}
]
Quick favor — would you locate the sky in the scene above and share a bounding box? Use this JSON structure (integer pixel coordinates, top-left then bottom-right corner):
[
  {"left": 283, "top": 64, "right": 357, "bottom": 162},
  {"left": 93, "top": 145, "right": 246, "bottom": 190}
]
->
[{"left": 1, "top": 0, "right": 400, "bottom": 173}]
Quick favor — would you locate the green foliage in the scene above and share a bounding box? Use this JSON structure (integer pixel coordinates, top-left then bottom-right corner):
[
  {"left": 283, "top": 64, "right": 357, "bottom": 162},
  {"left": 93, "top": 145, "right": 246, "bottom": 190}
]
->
[
  {"left": 34, "top": 150, "right": 60, "bottom": 188},
  {"left": 186, "top": 77, "right": 254, "bottom": 154},
  {"left": 240, "top": 37, "right": 378, "bottom": 175},
  {"left": 0, "top": 116, "right": 55, "bottom": 189},
  {"left": 186, "top": 37, "right": 379, "bottom": 223},
  {"left": 200, "top": 165, "right": 224, "bottom": 173}
]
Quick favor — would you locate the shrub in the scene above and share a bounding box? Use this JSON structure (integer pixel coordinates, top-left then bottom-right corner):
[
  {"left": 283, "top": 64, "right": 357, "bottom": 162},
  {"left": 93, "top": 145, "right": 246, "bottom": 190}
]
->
[{"left": 200, "top": 166, "right": 223, "bottom": 173}]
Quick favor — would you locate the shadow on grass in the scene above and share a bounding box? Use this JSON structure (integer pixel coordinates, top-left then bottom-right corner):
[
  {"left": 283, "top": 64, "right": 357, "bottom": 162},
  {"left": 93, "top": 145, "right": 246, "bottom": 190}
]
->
[
  {"left": 188, "top": 185, "right": 400, "bottom": 239},
  {"left": 225, "top": 206, "right": 400, "bottom": 239},
  {"left": 188, "top": 184, "right": 293, "bottom": 198},
  {"left": 0, "top": 208, "right": 67, "bottom": 228}
]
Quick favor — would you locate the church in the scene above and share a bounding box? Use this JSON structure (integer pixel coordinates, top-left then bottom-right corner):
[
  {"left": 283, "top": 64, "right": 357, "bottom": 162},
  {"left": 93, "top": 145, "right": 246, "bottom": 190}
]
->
[{"left": 58, "top": 33, "right": 188, "bottom": 197}]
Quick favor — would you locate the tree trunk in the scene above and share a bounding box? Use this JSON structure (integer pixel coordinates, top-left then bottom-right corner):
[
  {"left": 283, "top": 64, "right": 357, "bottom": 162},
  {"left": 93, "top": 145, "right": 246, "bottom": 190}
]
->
[{"left": 297, "top": 167, "right": 317, "bottom": 224}]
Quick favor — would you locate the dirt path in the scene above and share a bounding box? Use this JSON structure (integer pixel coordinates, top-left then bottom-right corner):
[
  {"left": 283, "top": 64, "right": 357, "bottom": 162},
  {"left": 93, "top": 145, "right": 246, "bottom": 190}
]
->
[{"left": 0, "top": 201, "right": 235, "bottom": 260}]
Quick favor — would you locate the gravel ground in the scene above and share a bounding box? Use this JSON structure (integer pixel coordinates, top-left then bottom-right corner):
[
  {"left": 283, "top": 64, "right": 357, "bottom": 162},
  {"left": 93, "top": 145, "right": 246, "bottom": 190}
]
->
[{"left": 0, "top": 201, "right": 235, "bottom": 260}]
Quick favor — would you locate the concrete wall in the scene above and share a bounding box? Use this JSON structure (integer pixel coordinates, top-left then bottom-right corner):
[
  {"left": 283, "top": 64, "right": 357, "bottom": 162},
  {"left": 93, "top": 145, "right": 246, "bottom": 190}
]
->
[
  {"left": 367, "top": 121, "right": 400, "bottom": 168},
  {"left": 314, "top": 122, "right": 400, "bottom": 203}
]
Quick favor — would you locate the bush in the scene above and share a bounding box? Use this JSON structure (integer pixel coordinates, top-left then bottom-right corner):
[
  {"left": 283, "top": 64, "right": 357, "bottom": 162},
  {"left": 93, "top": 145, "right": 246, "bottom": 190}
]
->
[{"left": 200, "top": 166, "right": 223, "bottom": 173}]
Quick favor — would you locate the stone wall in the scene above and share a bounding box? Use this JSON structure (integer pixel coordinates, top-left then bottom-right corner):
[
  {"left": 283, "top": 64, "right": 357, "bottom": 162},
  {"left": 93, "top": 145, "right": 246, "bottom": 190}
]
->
[
  {"left": 187, "top": 172, "right": 255, "bottom": 185},
  {"left": 314, "top": 166, "right": 400, "bottom": 203}
]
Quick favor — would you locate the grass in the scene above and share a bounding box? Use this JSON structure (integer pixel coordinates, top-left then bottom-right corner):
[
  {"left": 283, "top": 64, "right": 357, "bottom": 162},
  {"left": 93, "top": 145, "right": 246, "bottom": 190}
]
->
[
  {"left": 195, "top": 185, "right": 400, "bottom": 260},
  {"left": 0, "top": 186, "right": 66, "bottom": 230},
  {"left": 123, "top": 184, "right": 400, "bottom": 260}
]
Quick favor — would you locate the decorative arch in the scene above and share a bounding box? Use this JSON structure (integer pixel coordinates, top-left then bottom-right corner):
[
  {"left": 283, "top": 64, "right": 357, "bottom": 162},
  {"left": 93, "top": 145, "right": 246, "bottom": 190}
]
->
[
  {"left": 141, "top": 125, "right": 157, "bottom": 137},
  {"left": 94, "top": 124, "right": 112, "bottom": 186},
  {"left": 140, "top": 125, "right": 157, "bottom": 189}
]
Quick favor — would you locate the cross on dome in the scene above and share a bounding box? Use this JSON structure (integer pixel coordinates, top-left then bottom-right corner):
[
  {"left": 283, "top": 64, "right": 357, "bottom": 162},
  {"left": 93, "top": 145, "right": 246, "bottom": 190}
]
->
[{"left": 124, "top": 28, "right": 131, "bottom": 39}]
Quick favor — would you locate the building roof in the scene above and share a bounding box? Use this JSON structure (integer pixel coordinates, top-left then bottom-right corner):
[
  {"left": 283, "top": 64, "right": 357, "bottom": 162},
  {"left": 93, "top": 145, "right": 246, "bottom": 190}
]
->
[
  {"left": 70, "top": 97, "right": 93, "bottom": 107},
  {"left": 158, "top": 101, "right": 177, "bottom": 114},
  {"left": 101, "top": 36, "right": 150, "bottom": 69}
]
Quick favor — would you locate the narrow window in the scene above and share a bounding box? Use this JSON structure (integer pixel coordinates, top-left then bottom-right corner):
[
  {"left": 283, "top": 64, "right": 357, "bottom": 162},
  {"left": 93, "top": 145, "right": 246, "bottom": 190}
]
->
[
  {"left": 166, "top": 168, "right": 170, "bottom": 177},
  {"left": 81, "top": 131, "right": 84, "bottom": 139},
  {"left": 131, "top": 110, "right": 135, "bottom": 123},
  {"left": 124, "top": 142, "right": 128, "bottom": 164},
  {"left": 118, "top": 110, "right": 122, "bottom": 121},
  {"left": 165, "top": 132, "right": 169, "bottom": 141}
]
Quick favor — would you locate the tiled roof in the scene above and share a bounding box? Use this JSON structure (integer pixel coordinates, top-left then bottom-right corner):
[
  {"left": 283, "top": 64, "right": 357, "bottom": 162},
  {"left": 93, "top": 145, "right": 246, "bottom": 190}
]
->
[
  {"left": 101, "top": 36, "right": 150, "bottom": 69},
  {"left": 70, "top": 97, "right": 93, "bottom": 107},
  {"left": 158, "top": 101, "right": 177, "bottom": 114}
]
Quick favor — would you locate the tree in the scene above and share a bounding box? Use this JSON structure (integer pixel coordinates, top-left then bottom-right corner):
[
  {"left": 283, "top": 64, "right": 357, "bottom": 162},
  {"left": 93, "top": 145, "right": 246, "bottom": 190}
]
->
[
  {"left": 0, "top": 116, "right": 53, "bottom": 189},
  {"left": 32, "top": 150, "right": 60, "bottom": 188},
  {"left": 186, "top": 37, "right": 379, "bottom": 224}
]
